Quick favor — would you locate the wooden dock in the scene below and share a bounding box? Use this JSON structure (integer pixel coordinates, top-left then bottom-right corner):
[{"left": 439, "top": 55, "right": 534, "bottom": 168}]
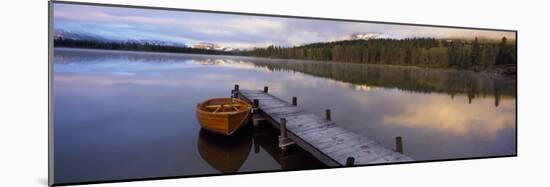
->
[{"left": 233, "top": 85, "right": 413, "bottom": 167}]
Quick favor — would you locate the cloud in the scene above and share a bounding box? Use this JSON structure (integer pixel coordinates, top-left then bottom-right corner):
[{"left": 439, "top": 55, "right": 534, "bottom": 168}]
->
[{"left": 54, "top": 3, "right": 516, "bottom": 49}]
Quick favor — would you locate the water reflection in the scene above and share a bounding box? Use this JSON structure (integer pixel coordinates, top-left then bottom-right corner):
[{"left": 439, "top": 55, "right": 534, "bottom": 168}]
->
[
  {"left": 197, "top": 124, "right": 326, "bottom": 173},
  {"left": 56, "top": 48, "right": 516, "bottom": 104},
  {"left": 250, "top": 125, "right": 326, "bottom": 170},
  {"left": 245, "top": 61, "right": 516, "bottom": 105},
  {"left": 198, "top": 128, "right": 252, "bottom": 173},
  {"left": 54, "top": 48, "right": 515, "bottom": 183},
  {"left": 381, "top": 94, "right": 515, "bottom": 137}
]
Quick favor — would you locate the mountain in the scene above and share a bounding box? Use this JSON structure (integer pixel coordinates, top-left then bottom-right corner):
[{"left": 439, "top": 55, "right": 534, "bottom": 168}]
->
[
  {"left": 327, "top": 32, "right": 387, "bottom": 43},
  {"left": 126, "top": 39, "right": 186, "bottom": 47},
  {"left": 191, "top": 42, "right": 236, "bottom": 51},
  {"left": 350, "top": 32, "right": 386, "bottom": 40},
  {"left": 53, "top": 29, "right": 111, "bottom": 42},
  {"left": 54, "top": 29, "right": 186, "bottom": 47},
  {"left": 54, "top": 29, "right": 243, "bottom": 51},
  {"left": 192, "top": 42, "right": 218, "bottom": 50}
]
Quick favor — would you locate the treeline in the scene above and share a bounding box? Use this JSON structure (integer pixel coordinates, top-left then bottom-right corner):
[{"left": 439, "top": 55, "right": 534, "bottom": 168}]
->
[
  {"left": 245, "top": 37, "right": 516, "bottom": 71},
  {"left": 54, "top": 38, "right": 236, "bottom": 55}
]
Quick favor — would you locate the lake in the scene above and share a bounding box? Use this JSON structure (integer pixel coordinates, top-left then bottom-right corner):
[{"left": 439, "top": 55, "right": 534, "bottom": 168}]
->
[{"left": 53, "top": 48, "right": 516, "bottom": 183}]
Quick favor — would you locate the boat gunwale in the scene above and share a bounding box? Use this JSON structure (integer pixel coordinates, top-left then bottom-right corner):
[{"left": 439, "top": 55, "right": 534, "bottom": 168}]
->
[{"left": 196, "top": 98, "right": 251, "bottom": 115}]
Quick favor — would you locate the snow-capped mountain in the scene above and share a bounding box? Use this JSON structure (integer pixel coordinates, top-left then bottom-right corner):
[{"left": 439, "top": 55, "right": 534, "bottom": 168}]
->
[
  {"left": 54, "top": 29, "right": 110, "bottom": 42},
  {"left": 192, "top": 42, "right": 218, "bottom": 50},
  {"left": 126, "top": 39, "right": 186, "bottom": 47},
  {"left": 191, "top": 42, "right": 236, "bottom": 51},
  {"left": 350, "top": 32, "right": 386, "bottom": 40},
  {"left": 54, "top": 29, "right": 186, "bottom": 47},
  {"left": 55, "top": 29, "right": 241, "bottom": 51},
  {"left": 331, "top": 32, "right": 388, "bottom": 42}
]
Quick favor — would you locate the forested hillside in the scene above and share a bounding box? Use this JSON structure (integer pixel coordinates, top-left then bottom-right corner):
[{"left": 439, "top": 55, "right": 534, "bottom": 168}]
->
[
  {"left": 246, "top": 37, "right": 516, "bottom": 72},
  {"left": 54, "top": 38, "right": 236, "bottom": 55}
]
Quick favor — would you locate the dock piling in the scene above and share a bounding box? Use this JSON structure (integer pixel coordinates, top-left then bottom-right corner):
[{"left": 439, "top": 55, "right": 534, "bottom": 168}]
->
[
  {"left": 278, "top": 118, "right": 294, "bottom": 151},
  {"left": 325, "top": 109, "right": 331, "bottom": 121},
  {"left": 395, "top": 136, "right": 403, "bottom": 154},
  {"left": 280, "top": 118, "right": 287, "bottom": 139},
  {"left": 252, "top": 114, "right": 266, "bottom": 127},
  {"left": 264, "top": 86, "right": 269, "bottom": 93},
  {"left": 252, "top": 99, "right": 259, "bottom": 114},
  {"left": 346, "top": 157, "right": 355, "bottom": 166},
  {"left": 292, "top": 97, "right": 297, "bottom": 106}
]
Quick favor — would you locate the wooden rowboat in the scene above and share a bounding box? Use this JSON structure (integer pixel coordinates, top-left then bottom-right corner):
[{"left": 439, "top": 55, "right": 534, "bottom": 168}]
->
[{"left": 196, "top": 98, "right": 251, "bottom": 135}]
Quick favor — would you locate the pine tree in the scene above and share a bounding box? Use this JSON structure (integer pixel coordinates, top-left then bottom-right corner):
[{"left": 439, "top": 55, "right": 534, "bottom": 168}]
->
[
  {"left": 471, "top": 37, "right": 481, "bottom": 67},
  {"left": 495, "top": 37, "right": 515, "bottom": 65}
]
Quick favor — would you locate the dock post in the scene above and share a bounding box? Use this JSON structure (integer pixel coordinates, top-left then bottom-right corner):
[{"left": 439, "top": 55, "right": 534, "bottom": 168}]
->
[
  {"left": 292, "top": 97, "right": 297, "bottom": 106},
  {"left": 395, "top": 136, "right": 403, "bottom": 153},
  {"left": 264, "top": 86, "right": 269, "bottom": 93},
  {"left": 253, "top": 99, "right": 259, "bottom": 108},
  {"left": 346, "top": 157, "right": 355, "bottom": 166},
  {"left": 325, "top": 109, "right": 331, "bottom": 121},
  {"left": 278, "top": 118, "right": 294, "bottom": 151},
  {"left": 251, "top": 99, "right": 265, "bottom": 126},
  {"left": 280, "top": 118, "right": 288, "bottom": 140},
  {"left": 234, "top": 84, "right": 239, "bottom": 92},
  {"left": 252, "top": 99, "right": 259, "bottom": 114}
]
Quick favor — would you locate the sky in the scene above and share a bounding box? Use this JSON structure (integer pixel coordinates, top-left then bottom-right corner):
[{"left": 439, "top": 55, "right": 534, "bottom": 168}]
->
[{"left": 54, "top": 3, "right": 516, "bottom": 50}]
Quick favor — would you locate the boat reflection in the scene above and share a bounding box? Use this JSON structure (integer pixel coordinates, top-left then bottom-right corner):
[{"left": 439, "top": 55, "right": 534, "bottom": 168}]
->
[
  {"left": 197, "top": 128, "right": 252, "bottom": 173},
  {"left": 197, "top": 123, "right": 325, "bottom": 173}
]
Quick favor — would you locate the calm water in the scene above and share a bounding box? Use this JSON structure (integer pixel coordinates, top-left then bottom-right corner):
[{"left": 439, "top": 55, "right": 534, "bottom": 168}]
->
[{"left": 53, "top": 48, "right": 516, "bottom": 183}]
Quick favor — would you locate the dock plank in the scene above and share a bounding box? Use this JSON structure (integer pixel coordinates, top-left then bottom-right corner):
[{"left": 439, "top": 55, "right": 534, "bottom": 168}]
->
[{"left": 238, "top": 89, "right": 413, "bottom": 166}]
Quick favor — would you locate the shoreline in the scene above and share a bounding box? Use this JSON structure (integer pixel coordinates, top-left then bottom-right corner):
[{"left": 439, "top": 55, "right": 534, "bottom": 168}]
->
[{"left": 54, "top": 47, "right": 517, "bottom": 78}]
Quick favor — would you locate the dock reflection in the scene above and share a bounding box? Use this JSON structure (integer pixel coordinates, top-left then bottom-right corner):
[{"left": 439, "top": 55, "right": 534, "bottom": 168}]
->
[
  {"left": 197, "top": 123, "right": 325, "bottom": 173},
  {"left": 251, "top": 124, "right": 327, "bottom": 170}
]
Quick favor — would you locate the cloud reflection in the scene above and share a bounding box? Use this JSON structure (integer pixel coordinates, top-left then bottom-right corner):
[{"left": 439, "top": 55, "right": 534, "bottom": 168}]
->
[
  {"left": 54, "top": 48, "right": 517, "bottom": 161},
  {"left": 382, "top": 95, "right": 515, "bottom": 138}
]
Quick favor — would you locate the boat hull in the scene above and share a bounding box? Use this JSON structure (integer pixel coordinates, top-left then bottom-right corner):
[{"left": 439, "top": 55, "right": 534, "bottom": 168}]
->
[{"left": 196, "top": 98, "right": 251, "bottom": 135}]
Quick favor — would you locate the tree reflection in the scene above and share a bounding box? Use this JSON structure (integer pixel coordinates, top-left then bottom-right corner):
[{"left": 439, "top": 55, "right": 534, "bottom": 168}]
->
[
  {"left": 247, "top": 61, "right": 516, "bottom": 104},
  {"left": 55, "top": 48, "right": 516, "bottom": 106}
]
